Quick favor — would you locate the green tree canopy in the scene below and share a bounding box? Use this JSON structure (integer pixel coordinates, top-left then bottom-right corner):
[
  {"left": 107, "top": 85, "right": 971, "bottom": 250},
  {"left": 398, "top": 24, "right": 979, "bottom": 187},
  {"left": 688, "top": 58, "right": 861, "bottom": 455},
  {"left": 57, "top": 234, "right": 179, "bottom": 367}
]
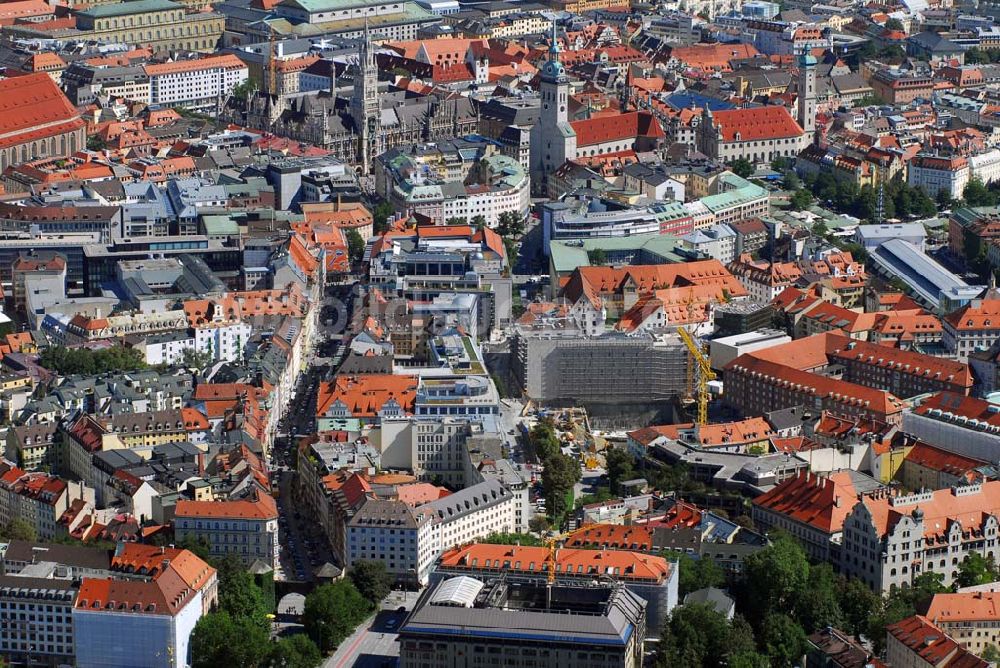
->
[
  {"left": 761, "top": 613, "right": 807, "bottom": 668},
  {"left": 663, "top": 551, "right": 725, "bottom": 597},
  {"left": 349, "top": 560, "right": 393, "bottom": 606},
  {"left": 347, "top": 229, "right": 366, "bottom": 263},
  {"left": 604, "top": 447, "right": 635, "bottom": 494},
  {"left": 372, "top": 201, "right": 394, "bottom": 234},
  {"left": 481, "top": 532, "right": 546, "bottom": 546},
  {"left": 789, "top": 189, "right": 813, "bottom": 211},
  {"left": 1, "top": 518, "right": 37, "bottom": 542},
  {"left": 729, "top": 158, "right": 754, "bottom": 178},
  {"left": 741, "top": 534, "right": 810, "bottom": 620},
  {"left": 267, "top": 634, "right": 322, "bottom": 668},
  {"left": 303, "top": 580, "right": 371, "bottom": 654},
  {"left": 496, "top": 211, "right": 525, "bottom": 238},
  {"left": 180, "top": 347, "right": 214, "bottom": 370},
  {"left": 587, "top": 248, "right": 608, "bottom": 266},
  {"left": 657, "top": 603, "right": 755, "bottom": 668},
  {"left": 38, "top": 345, "right": 147, "bottom": 376},
  {"left": 542, "top": 452, "right": 581, "bottom": 522},
  {"left": 190, "top": 611, "right": 271, "bottom": 668},
  {"left": 957, "top": 552, "right": 997, "bottom": 588}
]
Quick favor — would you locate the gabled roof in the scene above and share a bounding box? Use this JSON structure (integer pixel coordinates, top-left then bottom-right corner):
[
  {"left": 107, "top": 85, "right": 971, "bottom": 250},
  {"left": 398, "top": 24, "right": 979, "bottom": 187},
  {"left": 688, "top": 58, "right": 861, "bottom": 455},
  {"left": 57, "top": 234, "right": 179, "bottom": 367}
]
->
[{"left": 709, "top": 105, "right": 804, "bottom": 142}]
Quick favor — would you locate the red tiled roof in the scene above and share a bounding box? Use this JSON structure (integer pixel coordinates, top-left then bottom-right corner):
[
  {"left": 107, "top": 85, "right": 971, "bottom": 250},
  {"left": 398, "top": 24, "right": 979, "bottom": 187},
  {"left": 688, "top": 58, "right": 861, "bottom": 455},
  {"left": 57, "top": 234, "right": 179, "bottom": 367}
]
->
[
  {"left": 0, "top": 73, "right": 82, "bottom": 150},
  {"left": 175, "top": 491, "right": 277, "bottom": 521},
  {"left": 887, "top": 616, "right": 987, "bottom": 667},
  {"left": 753, "top": 470, "right": 864, "bottom": 534},
  {"left": 904, "top": 441, "right": 986, "bottom": 476},
  {"left": 565, "top": 523, "right": 653, "bottom": 550},
  {"left": 438, "top": 543, "right": 672, "bottom": 582},
  {"left": 571, "top": 110, "right": 665, "bottom": 148},
  {"left": 710, "top": 105, "right": 803, "bottom": 142}
]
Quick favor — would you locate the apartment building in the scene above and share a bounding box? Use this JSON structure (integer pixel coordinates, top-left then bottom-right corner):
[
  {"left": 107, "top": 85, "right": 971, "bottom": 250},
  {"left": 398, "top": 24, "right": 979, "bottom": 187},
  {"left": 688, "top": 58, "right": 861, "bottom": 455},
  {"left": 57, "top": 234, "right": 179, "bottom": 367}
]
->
[
  {"left": 73, "top": 545, "right": 217, "bottom": 668},
  {"left": 173, "top": 491, "right": 280, "bottom": 567},
  {"left": 752, "top": 469, "right": 884, "bottom": 563},
  {"left": 908, "top": 155, "right": 970, "bottom": 200},
  {"left": 347, "top": 499, "right": 438, "bottom": 586},
  {"left": 724, "top": 333, "right": 909, "bottom": 424},
  {"left": 425, "top": 479, "right": 514, "bottom": 555},
  {"left": 0, "top": 463, "right": 96, "bottom": 541},
  {"left": 0, "top": 576, "right": 78, "bottom": 665},
  {"left": 943, "top": 293, "right": 1000, "bottom": 360},
  {"left": 841, "top": 482, "right": 1000, "bottom": 592},
  {"left": 145, "top": 54, "right": 248, "bottom": 109},
  {"left": 886, "top": 616, "right": 988, "bottom": 668},
  {"left": 926, "top": 592, "right": 1000, "bottom": 655},
  {"left": 347, "top": 479, "right": 516, "bottom": 585}
]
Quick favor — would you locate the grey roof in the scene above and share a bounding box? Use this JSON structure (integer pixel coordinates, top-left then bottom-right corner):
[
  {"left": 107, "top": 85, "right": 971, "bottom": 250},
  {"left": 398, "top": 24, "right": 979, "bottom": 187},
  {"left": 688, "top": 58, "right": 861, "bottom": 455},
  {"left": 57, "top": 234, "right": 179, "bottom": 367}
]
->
[
  {"left": 425, "top": 478, "right": 511, "bottom": 523},
  {"left": 2, "top": 541, "right": 111, "bottom": 571},
  {"left": 870, "top": 238, "right": 970, "bottom": 307},
  {"left": 402, "top": 579, "right": 646, "bottom": 646},
  {"left": 683, "top": 587, "right": 734, "bottom": 614},
  {"left": 349, "top": 498, "right": 427, "bottom": 529}
]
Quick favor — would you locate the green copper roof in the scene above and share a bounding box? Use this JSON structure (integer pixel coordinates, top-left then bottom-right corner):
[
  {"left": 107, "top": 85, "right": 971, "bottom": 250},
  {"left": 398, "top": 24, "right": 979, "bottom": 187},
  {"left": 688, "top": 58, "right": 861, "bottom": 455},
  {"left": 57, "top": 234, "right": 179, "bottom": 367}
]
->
[{"left": 78, "top": 0, "right": 181, "bottom": 18}]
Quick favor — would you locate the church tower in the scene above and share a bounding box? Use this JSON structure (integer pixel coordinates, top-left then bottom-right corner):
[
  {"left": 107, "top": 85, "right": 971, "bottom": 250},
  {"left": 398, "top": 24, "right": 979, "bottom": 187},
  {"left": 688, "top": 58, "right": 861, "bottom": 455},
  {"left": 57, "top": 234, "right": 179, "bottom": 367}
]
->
[
  {"left": 351, "top": 19, "right": 380, "bottom": 173},
  {"left": 797, "top": 52, "right": 817, "bottom": 147},
  {"left": 530, "top": 21, "right": 577, "bottom": 192}
]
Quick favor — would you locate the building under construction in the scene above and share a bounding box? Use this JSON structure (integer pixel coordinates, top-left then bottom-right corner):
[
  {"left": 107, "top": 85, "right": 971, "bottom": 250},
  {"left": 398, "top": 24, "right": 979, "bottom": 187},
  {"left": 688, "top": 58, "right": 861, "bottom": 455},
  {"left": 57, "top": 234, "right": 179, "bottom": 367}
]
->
[{"left": 512, "top": 327, "right": 689, "bottom": 422}]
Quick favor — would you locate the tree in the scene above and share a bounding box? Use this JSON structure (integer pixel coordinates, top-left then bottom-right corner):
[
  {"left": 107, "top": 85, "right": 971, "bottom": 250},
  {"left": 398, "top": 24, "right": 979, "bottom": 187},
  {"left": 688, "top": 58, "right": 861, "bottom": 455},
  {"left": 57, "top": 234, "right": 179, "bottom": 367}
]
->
[
  {"left": 347, "top": 229, "right": 365, "bottom": 263},
  {"left": 445, "top": 217, "right": 468, "bottom": 226},
  {"left": 542, "top": 452, "right": 581, "bottom": 523},
  {"left": 837, "top": 576, "right": 879, "bottom": 638},
  {"left": 530, "top": 419, "right": 560, "bottom": 463},
  {"left": 782, "top": 170, "right": 801, "bottom": 191},
  {"left": 38, "top": 345, "right": 146, "bottom": 375},
  {"left": 267, "top": 634, "right": 322, "bottom": 668},
  {"left": 496, "top": 211, "right": 525, "bottom": 238},
  {"left": 215, "top": 555, "right": 271, "bottom": 630},
  {"left": 884, "top": 17, "right": 904, "bottom": 30},
  {"left": 87, "top": 135, "right": 107, "bottom": 151},
  {"left": 794, "top": 563, "right": 842, "bottom": 633},
  {"left": 470, "top": 214, "right": 487, "bottom": 230},
  {"left": 190, "top": 612, "right": 271, "bottom": 668},
  {"left": 174, "top": 535, "right": 212, "bottom": 562},
  {"left": 372, "top": 201, "right": 394, "bottom": 234},
  {"left": 965, "top": 178, "right": 998, "bottom": 207},
  {"left": 740, "top": 534, "right": 809, "bottom": 623},
  {"left": 729, "top": 158, "right": 754, "bottom": 178},
  {"left": 481, "top": 532, "right": 546, "bottom": 546},
  {"left": 789, "top": 189, "right": 813, "bottom": 211},
  {"left": 982, "top": 645, "right": 1000, "bottom": 663},
  {"left": 958, "top": 552, "right": 997, "bottom": 587},
  {"left": 812, "top": 220, "right": 829, "bottom": 238},
  {"left": 604, "top": 447, "right": 635, "bottom": 494},
  {"left": 761, "top": 613, "right": 807, "bottom": 667},
  {"left": 1, "top": 518, "right": 37, "bottom": 542},
  {"left": 587, "top": 248, "right": 608, "bottom": 266},
  {"left": 966, "top": 48, "right": 991, "bottom": 65},
  {"left": 656, "top": 602, "right": 734, "bottom": 667},
  {"left": 349, "top": 560, "right": 393, "bottom": 606},
  {"left": 657, "top": 604, "right": 757, "bottom": 668},
  {"left": 180, "top": 347, "right": 214, "bottom": 370},
  {"left": 303, "top": 580, "right": 371, "bottom": 654}
]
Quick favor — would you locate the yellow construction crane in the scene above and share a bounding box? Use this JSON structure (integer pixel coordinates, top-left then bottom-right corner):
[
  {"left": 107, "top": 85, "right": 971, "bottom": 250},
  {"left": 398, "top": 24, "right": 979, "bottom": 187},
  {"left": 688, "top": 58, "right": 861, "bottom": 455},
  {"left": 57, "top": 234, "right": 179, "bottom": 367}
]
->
[{"left": 678, "top": 327, "right": 715, "bottom": 426}]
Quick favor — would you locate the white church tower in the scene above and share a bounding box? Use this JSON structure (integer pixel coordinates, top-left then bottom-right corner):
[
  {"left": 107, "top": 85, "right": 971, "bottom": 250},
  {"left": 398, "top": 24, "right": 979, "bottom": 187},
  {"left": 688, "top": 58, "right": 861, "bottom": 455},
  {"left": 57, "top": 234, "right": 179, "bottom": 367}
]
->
[
  {"left": 797, "top": 51, "right": 817, "bottom": 148},
  {"left": 530, "top": 22, "right": 577, "bottom": 192}
]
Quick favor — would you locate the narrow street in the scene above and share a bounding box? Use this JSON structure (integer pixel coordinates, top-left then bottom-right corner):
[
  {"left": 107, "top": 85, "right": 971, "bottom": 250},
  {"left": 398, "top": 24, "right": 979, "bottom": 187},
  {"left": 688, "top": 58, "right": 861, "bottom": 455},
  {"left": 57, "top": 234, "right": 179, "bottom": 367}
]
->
[{"left": 272, "top": 280, "right": 360, "bottom": 581}]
